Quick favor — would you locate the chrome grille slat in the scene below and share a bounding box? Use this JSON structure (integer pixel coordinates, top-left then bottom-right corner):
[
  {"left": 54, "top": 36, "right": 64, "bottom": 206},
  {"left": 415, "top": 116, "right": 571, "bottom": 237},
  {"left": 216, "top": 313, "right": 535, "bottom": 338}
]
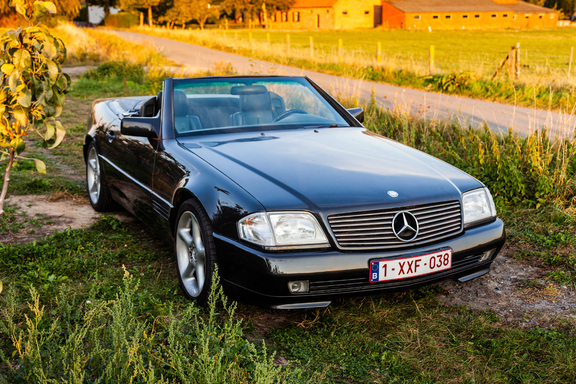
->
[{"left": 327, "top": 201, "right": 462, "bottom": 250}]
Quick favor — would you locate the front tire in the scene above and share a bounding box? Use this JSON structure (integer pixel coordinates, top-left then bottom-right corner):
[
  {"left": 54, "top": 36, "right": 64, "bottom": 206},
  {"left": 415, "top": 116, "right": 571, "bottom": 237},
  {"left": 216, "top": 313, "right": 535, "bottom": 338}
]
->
[
  {"left": 174, "top": 199, "right": 216, "bottom": 305},
  {"left": 86, "top": 142, "right": 114, "bottom": 211}
]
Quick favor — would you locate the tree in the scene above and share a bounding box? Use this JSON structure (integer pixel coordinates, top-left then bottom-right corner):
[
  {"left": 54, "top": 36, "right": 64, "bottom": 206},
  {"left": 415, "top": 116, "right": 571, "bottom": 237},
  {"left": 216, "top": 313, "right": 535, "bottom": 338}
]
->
[
  {"left": 161, "top": 0, "right": 194, "bottom": 28},
  {"left": 218, "top": 0, "right": 294, "bottom": 25},
  {"left": 119, "top": 0, "right": 161, "bottom": 26},
  {"left": 192, "top": 0, "right": 220, "bottom": 29},
  {"left": 0, "top": 0, "right": 69, "bottom": 214},
  {"left": 527, "top": 0, "right": 576, "bottom": 17},
  {"left": 0, "top": 0, "right": 82, "bottom": 21},
  {"left": 52, "top": 0, "right": 82, "bottom": 19}
]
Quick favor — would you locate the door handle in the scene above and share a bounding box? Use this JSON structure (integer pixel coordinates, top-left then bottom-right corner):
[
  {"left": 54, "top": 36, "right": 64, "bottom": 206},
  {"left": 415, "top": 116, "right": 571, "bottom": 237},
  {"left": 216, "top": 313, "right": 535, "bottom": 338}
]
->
[{"left": 106, "top": 131, "right": 115, "bottom": 143}]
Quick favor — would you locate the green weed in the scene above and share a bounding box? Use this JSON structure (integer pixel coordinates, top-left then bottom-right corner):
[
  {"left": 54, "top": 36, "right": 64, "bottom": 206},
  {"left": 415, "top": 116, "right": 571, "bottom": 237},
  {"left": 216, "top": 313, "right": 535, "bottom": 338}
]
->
[
  {"left": 358, "top": 103, "right": 576, "bottom": 207},
  {"left": 0, "top": 204, "right": 25, "bottom": 234},
  {"left": 0, "top": 269, "right": 309, "bottom": 383}
]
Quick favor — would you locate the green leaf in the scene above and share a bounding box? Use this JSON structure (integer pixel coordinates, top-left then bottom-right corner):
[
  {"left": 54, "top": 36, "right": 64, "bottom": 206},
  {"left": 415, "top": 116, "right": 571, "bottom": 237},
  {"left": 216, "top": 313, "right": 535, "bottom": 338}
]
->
[
  {"left": 1, "top": 64, "right": 14, "bottom": 75},
  {"left": 14, "top": 49, "right": 32, "bottom": 71},
  {"left": 33, "top": 1, "right": 57, "bottom": 19},
  {"left": 44, "top": 121, "right": 54, "bottom": 140},
  {"left": 8, "top": 71, "right": 20, "bottom": 94},
  {"left": 42, "top": 40, "right": 56, "bottom": 60},
  {"left": 13, "top": 107, "right": 28, "bottom": 127},
  {"left": 46, "top": 60, "right": 58, "bottom": 82},
  {"left": 10, "top": 137, "right": 25, "bottom": 155},
  {"left": 17, "top": 88, "right": 32, "bottom": 108},
  {"left": 12, "top": 0, "right": 29, "bottom": 18},
  {"left": 33, "top": 158, "right": 46, "bottom": 174},
  {"left": 5, "top": 28, "right": 22, "bottom": 44},
  {"left": 48, "top": 120, "right": 65, "bottom": 149}
]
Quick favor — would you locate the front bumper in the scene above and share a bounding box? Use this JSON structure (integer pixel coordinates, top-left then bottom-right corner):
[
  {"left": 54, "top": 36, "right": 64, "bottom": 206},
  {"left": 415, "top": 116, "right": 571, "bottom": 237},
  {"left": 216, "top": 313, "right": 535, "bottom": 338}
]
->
[{"left": 215, "top": 218, "right": 506, "bottom": 308}]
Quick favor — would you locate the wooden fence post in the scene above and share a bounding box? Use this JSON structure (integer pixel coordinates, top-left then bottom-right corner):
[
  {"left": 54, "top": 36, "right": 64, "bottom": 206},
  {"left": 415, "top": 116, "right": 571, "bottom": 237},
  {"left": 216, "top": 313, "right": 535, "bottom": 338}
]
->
[
  {"left": 338, "top": 38, "right": 343, "bottom": 63},
  {"left": 508, "top": 46, "right": 515, "bottom": 77},
  {"left": 309, "top": 36, "right": 314, "bottom": 59},
  {"left": 377, "top": 41, "right": 382, "bottom": 66},
  {"left": 429, "top": 45, "right": 435, "bottom": 75}
]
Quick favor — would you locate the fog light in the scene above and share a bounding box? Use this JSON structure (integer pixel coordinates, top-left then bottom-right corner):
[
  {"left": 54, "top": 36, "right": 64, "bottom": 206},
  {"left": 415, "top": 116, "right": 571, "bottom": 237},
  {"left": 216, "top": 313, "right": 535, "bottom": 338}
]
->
[
  {"left": 479, "top": 248, "right": 497, "bottom": 262},
  {"left": 288, "top": 280, "right": 309, "bottom": 293}
]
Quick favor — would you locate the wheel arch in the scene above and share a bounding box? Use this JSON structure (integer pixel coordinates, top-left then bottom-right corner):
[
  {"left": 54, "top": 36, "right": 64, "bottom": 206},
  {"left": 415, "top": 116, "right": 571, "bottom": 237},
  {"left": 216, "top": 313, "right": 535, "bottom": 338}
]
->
[{"left": 170, "top": 189, "right": 201, "bottom": 234}]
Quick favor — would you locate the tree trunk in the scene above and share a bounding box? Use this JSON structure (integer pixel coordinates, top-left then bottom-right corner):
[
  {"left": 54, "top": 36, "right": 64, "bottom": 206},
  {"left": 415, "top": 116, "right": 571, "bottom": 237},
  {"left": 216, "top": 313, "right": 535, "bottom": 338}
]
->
[
  {"left": 104, "top": 4, "right": 110, "bottom": 19},
  {"left": 86, "top": 0, "right": 91, "bottom": 25},
  {"left": 0, "top": 147, "right": 15, "bottom": 216},
  {"left": 140, "top": 11, "right": 144, "bottom": 27},
  {"left": 148, "top": 6, "right": 153, "bottom": 26}
]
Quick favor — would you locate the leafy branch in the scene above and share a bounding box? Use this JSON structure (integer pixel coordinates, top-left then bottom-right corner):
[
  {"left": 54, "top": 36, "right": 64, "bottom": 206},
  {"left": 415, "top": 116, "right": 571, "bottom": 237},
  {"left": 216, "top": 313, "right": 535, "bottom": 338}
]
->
[{"left": 0, "top": 0, "right": 69, "bottom": 214}]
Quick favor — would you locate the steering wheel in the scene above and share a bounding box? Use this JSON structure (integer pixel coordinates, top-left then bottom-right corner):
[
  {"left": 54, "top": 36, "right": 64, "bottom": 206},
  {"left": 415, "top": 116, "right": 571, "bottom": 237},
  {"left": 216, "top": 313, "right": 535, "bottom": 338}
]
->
[{"left": 273, "top": 109, "right": 308, "bottom": 122}]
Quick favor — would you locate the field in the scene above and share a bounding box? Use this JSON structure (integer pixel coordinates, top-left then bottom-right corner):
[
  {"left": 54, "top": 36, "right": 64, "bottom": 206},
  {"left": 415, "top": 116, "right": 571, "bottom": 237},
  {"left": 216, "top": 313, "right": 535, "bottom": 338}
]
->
[
  {"left": 1, "top": 25, "right": 576, "bottom": 383},
  {"left": 140, "top": 27, "right": 576, "bottom": 112}
]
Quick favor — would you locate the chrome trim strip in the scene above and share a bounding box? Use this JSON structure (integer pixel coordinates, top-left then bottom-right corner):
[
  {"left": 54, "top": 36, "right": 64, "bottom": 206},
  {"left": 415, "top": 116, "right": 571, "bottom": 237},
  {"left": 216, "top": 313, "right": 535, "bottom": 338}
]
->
[{"left": 272, "top": 301, "right": 331, "bottom": 310}]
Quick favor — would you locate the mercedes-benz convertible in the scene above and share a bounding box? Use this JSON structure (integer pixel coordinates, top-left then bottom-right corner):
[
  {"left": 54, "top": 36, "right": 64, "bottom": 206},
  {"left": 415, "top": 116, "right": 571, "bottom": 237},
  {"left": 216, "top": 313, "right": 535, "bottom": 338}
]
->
[{"left": 84, "top": 76, "right": 505, "bottom": 309}]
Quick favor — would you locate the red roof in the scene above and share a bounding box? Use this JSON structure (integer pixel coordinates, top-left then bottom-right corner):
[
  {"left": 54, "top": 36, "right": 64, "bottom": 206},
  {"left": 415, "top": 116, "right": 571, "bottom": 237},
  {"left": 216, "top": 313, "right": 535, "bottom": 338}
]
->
[
  {"left": 384, "top": 0, "right": 555, "bottom": 13},
  {"left": 293, "top": 0, "right": 338, "bottom": 9}
]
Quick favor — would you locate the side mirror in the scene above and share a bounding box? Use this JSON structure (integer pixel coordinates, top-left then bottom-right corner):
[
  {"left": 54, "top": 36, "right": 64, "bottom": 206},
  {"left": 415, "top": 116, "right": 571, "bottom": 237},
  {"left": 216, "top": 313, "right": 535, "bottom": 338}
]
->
[
  {"left": 120, "top": 116, "right": 160, "bottom": 138},
  {"left": 347, "top": 107, "right": 364, "bottom": 124}
]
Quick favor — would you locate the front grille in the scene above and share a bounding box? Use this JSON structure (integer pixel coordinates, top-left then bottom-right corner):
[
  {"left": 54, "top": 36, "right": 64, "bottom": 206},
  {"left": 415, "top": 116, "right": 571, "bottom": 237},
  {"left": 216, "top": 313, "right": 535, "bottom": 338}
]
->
[{"left": 327, "top": 201, "right": 462, "bottom": 250}]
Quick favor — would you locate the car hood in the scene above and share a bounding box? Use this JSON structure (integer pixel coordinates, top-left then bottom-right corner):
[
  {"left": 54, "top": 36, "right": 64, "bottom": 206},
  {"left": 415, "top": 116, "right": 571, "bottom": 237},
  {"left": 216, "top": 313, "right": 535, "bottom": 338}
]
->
[{"left": 181, "top": 128, "right": 483, "bottom": 213}]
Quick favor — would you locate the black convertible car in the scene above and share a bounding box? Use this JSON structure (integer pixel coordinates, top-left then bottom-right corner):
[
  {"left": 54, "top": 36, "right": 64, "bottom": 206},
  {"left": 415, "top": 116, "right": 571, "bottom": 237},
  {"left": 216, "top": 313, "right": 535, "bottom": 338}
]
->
[{"left": 84, "top": 76, "right": 505, "bottom": 309}]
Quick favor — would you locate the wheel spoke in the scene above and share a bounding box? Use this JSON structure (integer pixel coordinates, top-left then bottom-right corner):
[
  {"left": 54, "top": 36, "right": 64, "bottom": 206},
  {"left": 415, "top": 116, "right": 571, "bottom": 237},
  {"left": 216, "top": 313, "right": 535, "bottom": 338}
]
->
[
  {"left": 183, "top": 262, "right": 196, "bottom": 279},
  {"left": 175, "top": 209, "right": 208, "bottom": 299},
  {"left": 178, "top": 227, "right": 194, "bottom": 247},
  {"left": 88, "top": 158, "right": 98, "bottom": 173}
]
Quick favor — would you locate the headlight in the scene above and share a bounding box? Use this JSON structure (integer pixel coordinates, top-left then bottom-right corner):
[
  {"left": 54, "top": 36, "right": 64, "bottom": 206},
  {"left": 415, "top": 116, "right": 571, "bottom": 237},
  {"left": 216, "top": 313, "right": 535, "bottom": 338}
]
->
[
  {"left": 238, "top": 211, "right": 329, "bottom": 250},
  {"left": 462, "top": 187, "right": 497, "bottom": 227}
]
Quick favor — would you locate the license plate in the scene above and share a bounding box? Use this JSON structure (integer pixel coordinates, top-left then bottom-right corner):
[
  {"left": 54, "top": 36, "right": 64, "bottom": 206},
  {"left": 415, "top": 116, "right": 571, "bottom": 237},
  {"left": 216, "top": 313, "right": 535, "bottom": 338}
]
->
[{"left": 369, "top": 249, "right": 452, "bottom": 283}]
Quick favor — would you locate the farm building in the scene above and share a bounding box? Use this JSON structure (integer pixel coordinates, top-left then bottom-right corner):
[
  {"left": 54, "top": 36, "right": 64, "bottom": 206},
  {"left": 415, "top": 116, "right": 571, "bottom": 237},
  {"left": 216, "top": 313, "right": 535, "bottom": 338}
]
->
[
  {"left": 268, "top": 0, "right": 384, "bottom": 30},
  {"left": 382, "top": 0, "right": 558, "bottom": 30}
]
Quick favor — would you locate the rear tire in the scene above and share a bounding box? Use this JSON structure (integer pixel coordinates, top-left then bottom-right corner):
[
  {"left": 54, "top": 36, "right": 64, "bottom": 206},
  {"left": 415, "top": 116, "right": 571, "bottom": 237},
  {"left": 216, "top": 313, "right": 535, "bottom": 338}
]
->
[
  {"left": 86, "top": 142, "right": 114, "bottom": 211},
  {"left": 174, "top": 198, "right": 216, "bottom": 305}
]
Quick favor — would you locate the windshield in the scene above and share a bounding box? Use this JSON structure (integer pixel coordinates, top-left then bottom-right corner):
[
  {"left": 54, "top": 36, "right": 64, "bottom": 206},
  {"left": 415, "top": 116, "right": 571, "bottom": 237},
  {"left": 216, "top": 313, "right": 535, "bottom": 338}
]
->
[{"left": 172, "top": 77, "right": 350, "bottom": 135}]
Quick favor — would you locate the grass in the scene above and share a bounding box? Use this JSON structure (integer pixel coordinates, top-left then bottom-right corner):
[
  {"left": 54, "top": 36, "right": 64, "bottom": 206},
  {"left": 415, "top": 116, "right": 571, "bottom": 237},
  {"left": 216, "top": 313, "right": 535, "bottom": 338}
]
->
[
  {"left": 55, "top": 24, "right": 177, "bottom": 68},
  {"left": 135, "top": 27, "right": 576, "bottom": 113},
  {"left": 1, "top": 26, "right": 576, "bottom": 382},
  {"left": 270, "top": 292, "right": 576, "bottom": 383}
]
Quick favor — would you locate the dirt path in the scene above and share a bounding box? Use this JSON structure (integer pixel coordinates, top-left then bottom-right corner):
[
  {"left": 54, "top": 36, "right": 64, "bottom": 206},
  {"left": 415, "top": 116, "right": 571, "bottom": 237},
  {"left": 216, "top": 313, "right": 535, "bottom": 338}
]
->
[
  {"left": 106, "top": 29, "right": 575, "bottom": 140},
  {"left": 3, "top": 195, "right": 575, "bottom": 328}
]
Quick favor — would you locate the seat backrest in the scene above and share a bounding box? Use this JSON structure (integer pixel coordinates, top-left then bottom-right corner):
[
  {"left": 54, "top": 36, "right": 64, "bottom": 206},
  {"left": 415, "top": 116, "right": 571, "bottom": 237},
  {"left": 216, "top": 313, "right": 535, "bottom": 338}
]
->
[
  {"left": 240, "top": 92, "right": 274, "bottom": 125},
  {"left": 230, "top": 85, "right": 274, "bottom": 125}
]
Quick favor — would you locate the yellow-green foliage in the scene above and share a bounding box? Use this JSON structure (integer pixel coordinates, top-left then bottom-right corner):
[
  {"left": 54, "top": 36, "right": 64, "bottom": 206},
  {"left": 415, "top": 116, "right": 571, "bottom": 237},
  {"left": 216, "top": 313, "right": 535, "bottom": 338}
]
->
[
  {"left": 0, "top": 1, "right": 69, "bottom": 214},
  {"left": 362, "top": 103, "right": 576, "bottom": 208}
]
